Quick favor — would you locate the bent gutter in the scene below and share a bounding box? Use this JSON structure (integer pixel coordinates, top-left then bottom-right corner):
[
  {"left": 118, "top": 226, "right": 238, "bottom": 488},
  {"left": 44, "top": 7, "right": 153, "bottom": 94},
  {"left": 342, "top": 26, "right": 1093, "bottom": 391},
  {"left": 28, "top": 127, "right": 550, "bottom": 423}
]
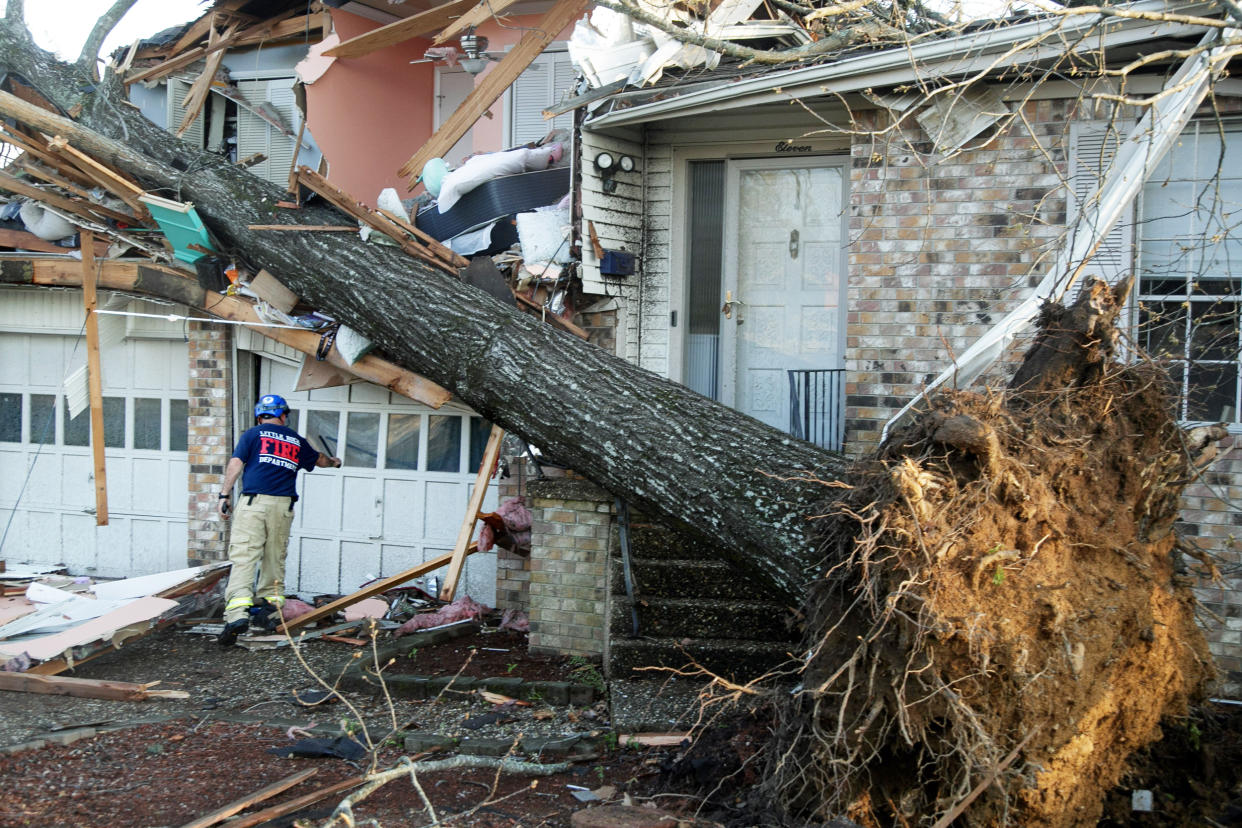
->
[
  {"left": 881, "top": 26, "right": 1241, "bottom": 442},
  {"left": 0, "top": 255, "right": 453, "bottom": 409},
  {"left": 584, "top": 1, "right": 1215, "bottom": 128}
]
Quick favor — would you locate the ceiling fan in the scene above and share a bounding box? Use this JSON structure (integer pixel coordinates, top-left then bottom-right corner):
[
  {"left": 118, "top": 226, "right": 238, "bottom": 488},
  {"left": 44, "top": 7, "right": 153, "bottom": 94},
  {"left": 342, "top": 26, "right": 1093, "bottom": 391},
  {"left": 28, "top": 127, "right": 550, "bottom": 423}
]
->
[{"left": 408, "top": 28, "right": 505, "bottom": 75}]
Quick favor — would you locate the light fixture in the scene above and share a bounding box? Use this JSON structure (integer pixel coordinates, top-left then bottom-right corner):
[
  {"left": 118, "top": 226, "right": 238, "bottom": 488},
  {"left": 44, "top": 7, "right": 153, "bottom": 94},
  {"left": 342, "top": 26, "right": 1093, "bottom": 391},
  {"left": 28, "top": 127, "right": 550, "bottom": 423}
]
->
[
  {"left": 594, "top": 151, "right": 636, "bottom": 193},
  {"left": 459, "top": 29, "right": 492, "bottom": 76}
]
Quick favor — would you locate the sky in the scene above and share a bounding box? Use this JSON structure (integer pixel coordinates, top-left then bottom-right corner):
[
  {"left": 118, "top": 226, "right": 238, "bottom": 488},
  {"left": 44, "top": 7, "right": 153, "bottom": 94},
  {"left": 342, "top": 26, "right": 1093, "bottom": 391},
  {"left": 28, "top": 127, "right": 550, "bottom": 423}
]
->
[{"left": 6, "top": 0, "right": 205, "bottom": 62}]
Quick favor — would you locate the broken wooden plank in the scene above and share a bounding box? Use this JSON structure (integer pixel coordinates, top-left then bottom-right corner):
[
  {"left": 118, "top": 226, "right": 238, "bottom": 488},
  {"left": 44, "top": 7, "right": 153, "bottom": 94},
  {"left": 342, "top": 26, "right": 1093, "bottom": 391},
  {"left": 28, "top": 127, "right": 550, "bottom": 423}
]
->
[
  {"left": 282, "top": 548, "right": 476, "bottom": 632},
  {"left": 399, "top": 0, "right": 589, "bottom": 186},
  {"left": 0, "top": 168, "right": 142, "bottom": 226},
  {"left": 175, "top": 23, "right": 237, "bottom": 138},
  {"left": 0, "top": 127, "right": 96, "bottom": 187},
  {"left": 81, "top": 230, "right": 109, "bottom": 527},
  {"left": 46, "top": 135, "right": 151, "bottom": 219},
  {"left": 542, "top": 78, "right": 627, "bottom": 119},
  {"left": 514, "top": 292, "right": 590, "bottom": 339},
  {"left": 124, "top": 9, "right": 300, "bottom": 85},
  {"left": 18, "top": 256, "right": 454, "bottom": 409},
  {"left": 0, "top": 672, "right": 189, "bottom": 701},
  {"left": 295, "top": 167, "right": 465, "bottom": 271},
  {"left": 0, "top": 227, "right": 74, "bottom": 254},
  {"left": 225, "top": 775, "right": 365, "bottom": 828},
  {"left": 177, "top": 768, "right": 318, "bottom": 828},
  {"left": 324, "top": 0, "right": 477, "bottom": 59},
  {"left": 246, "top": 224, "right": 357, "bottom": 231},
  {"left": 0, "top": 675, "right": 187, "bottom": 700},
  {"left": 435, "top": 0, "right": 525, "bottom": 45},
  {"left": 13, "top": 157, "right": 99, "bottom": 200},
  {"left": 440, "top": 425, "right": 504, "bottom": 601}
]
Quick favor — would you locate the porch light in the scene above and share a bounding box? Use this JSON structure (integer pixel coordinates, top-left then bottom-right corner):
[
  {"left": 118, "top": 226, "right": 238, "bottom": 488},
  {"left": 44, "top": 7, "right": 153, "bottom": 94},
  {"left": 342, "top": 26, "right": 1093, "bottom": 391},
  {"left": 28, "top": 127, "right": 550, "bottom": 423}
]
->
[{"left": 594, "top": 152, "right": 637, "bottom": 193}]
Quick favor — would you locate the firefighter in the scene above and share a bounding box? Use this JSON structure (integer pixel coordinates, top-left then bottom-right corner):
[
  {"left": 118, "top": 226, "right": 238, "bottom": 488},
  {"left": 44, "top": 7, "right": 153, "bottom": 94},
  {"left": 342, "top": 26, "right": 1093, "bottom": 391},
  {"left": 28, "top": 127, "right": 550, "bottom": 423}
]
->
[{"left": 216, "top": 393, "right": 341, "bottom": 646}]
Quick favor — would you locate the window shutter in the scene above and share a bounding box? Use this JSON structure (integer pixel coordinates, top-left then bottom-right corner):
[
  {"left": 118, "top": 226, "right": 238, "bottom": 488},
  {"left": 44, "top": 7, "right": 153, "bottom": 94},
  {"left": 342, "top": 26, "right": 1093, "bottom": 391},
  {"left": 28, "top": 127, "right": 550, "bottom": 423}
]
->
[
  {"left": 1067, "top": 121, "right": 1135, "bottom": 287},
  {"left": 510, "top": 60, "right": 551, "bottom": 146},
  {"left": 167, "top": 78, "right": 205, "bottom": 149},
  {"left": 235, "top": 78, "right": 299, "bottom": 186},
  {"left": 550, "top": 54, "right": 577, "bottom": 133}
]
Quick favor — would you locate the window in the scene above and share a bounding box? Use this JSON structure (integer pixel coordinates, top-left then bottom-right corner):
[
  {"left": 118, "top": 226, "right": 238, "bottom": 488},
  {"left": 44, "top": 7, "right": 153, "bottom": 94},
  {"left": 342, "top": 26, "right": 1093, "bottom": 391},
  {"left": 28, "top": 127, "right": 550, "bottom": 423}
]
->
[
  {"left": 63, "top": 396, "right": 125, "bottom": 447},
  {"left": 386, "top": 413, "right": 421, "bottom": 470},
  {"left": 508, "top": 50, "right": 575, "bottom": 146},
  {"left": 134, "top": 398, "right": 163, "bottom": 450},
  {"left": 345, "top": 412, "right": 380, "bottom": 468},
  {"left": 0, "top": 393, "right": 19, "bottom": 443},
  {"left": 1137, "top": 121, "right": 1242, "bottom": 424},
  {"left": 427, "top": 415, "right": 462, "bottom": 472}
]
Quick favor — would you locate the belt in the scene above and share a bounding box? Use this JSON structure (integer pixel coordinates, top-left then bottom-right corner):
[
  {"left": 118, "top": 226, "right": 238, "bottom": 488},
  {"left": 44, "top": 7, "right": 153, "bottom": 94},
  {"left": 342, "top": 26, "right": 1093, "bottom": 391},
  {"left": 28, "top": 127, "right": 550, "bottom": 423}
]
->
[{"left": 241, "top": 493, "right": 299, "bottom": 505}]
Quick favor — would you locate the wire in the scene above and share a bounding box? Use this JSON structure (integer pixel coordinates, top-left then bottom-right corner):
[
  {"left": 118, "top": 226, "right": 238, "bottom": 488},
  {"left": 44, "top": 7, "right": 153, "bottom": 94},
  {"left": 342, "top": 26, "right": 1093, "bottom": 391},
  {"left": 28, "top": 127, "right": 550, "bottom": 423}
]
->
[{"left": 92, "top": 309, "right": 321, "bottom": 331}]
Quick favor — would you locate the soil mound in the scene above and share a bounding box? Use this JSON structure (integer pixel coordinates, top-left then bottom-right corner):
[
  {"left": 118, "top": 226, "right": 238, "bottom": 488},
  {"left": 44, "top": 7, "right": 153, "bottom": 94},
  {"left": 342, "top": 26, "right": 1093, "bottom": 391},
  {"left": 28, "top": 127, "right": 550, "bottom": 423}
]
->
[{"left": 771, "top": 281, "right": 1219, "bottom": 826}]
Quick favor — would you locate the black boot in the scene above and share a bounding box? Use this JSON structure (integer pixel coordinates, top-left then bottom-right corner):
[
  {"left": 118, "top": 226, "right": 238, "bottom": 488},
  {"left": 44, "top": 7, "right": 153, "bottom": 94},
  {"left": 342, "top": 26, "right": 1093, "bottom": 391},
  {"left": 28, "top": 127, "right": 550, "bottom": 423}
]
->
[
  {"left": 248, "top": 599, "right": 280, "bottom": 633},
  {"left": 217, "top": 618, "right": 249, "bottom": 646}
]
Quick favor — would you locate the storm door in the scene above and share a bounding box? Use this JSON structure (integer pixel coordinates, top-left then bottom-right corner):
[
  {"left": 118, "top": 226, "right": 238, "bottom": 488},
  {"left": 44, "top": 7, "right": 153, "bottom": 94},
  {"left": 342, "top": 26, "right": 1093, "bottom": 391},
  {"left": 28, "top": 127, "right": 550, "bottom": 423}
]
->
[{"left": 684, "top": 157, "right": 848, "bottom": 449}]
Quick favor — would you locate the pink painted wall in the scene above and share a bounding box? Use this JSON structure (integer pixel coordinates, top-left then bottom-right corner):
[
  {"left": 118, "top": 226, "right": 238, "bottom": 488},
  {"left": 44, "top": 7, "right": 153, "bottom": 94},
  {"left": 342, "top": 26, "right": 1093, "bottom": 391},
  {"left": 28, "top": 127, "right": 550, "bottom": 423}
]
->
[
  {"left": 306, "top": 9, "right": 578, "bottom": 206},
  {"left": 304, "top": 10, "right": 436, "bottom": 206}
]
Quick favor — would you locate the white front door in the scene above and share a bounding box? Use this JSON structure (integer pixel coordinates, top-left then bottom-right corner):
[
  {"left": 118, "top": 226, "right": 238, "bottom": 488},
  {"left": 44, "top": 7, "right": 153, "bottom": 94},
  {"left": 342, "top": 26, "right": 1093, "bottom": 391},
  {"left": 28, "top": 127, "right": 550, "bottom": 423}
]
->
[
  {"left": 719, "top": 158, "right": 847, "bottom": 440},
  {"left": 437, "top": 69, "right": 475, "bottom": 167},
  {"left": 257, "top": 358, "right": 498, "bottom": 602}
]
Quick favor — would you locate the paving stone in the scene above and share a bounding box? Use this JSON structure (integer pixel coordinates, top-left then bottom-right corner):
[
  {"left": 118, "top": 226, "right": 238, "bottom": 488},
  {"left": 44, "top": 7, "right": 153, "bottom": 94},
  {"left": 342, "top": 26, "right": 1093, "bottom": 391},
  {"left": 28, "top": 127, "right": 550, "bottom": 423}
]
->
[
  {"left": 405, "top": 733, "right": 458, "bottom": 753},
  {"left": 531, "top": 681, "right": 571, "bottom": 705},
  {"left": 570, "top": 805, "right": 678, "bottom": 828},
  {"left": 481, "top": 676, "right": 525, "bottom": 697},
  {"left": 458, "top": 737, "right": 517, "bottom": 756},
  {"left": 569, "top": 683, "right": 596, "bottom": 706}
]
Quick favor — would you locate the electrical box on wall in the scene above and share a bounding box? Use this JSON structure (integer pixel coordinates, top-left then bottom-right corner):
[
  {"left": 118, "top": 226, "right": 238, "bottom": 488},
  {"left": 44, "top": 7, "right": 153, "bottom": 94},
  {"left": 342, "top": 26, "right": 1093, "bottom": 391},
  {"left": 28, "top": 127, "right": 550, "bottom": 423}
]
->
[{"left": 600, "top": 249, "right": 636, "bottom": 277}]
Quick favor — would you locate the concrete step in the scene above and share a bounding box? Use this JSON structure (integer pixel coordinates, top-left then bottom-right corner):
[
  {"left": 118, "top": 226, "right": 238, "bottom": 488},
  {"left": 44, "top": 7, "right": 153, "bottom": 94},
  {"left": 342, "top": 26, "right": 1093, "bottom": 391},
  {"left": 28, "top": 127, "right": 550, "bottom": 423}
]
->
[
  {"left": 607, "top": 636, "right": 798, "bottom": 683},
  {"left": 610, "top": 597, "right": 798, "bottom": 643},
  {"left": 611, "top": 557, "right": 782, "bottom": 601},
  {"left": 618, "top": 522, "right": 728, "bottom": 561}
]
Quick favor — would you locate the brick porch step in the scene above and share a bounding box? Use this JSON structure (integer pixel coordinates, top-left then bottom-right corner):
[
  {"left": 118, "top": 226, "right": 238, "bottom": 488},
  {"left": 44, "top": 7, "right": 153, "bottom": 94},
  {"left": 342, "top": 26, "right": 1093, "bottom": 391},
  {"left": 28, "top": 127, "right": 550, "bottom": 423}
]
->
[{"left": 610, "top": 557, "right": 783, "bottom": 600}]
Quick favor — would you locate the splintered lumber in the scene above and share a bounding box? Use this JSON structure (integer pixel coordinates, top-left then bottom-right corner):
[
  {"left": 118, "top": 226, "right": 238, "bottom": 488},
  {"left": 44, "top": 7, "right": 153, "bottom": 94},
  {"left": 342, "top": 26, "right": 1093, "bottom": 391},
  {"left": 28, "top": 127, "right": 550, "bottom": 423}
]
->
[
  {"left": 441, "top": 425, "right": 504, "bottom": 601},
  {"left": 0, "top": 227, "right": 73, "bottom": 253},
  {"left": 324, "top": 0, "right": 478, "bottom": 59},
  {"left": 9, "top": 256, "right": 453, "bottom": 410},
  {"left": 177, "top": 768, "right": 318, "bottom": 828},
  {"left": 435, "top": 0, "right": 526, "bottom": 45},
  {"left": 224, "top": 775, "right": 366, "bottom": 828},
  {"left": 124, "top": 10, "right": 300, "bottom": 85},
  {"left": 0, "top": 126, "right": 95, "bottom": 187},
  {"left": 399, "top": 0, "right": 589, "bottom": 186},
  {"left": 46, "top": 135, "right": 151, "bottom": 220},
  {"left": 81, "top": 231, "right": 109, "bottom": 526},
  {"left": 0, "top": 671, "right": 188, "bottom": 701},
  {"left": 281, "top": 547, "right": 476, "bottom": 632},
  {"left": 0, "top": 168, "right": 141, "bottom": 226},
  {"left": 294, "top": 167, "right": 466, "bottom": 270},
  {"left": 175, "top": 23, "right": 237, "bottom": 137}
]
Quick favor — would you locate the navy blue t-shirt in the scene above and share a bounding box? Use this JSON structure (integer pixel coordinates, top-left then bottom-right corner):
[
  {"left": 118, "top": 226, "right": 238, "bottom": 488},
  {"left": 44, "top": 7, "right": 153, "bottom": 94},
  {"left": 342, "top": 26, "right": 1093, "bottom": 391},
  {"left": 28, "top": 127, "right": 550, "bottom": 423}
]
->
[{"left": 233, "top": 424, "right": 320, "bottom": 497}]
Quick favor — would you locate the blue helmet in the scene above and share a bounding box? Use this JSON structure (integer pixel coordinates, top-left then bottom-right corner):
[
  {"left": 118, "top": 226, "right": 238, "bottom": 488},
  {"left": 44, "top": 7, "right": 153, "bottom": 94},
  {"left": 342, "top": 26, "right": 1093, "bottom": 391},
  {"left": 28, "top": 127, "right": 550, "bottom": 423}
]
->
[{"left": 254, "top": 394, "right": 289, "bottom": 419}]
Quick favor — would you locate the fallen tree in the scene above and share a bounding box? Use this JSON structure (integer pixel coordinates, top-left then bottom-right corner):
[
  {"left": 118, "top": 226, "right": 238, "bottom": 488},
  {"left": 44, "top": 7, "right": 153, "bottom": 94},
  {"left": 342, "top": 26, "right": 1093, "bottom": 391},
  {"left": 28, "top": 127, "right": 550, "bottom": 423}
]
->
[{"left": 0, "top": 12, "right": 1226, "bottom": 827}]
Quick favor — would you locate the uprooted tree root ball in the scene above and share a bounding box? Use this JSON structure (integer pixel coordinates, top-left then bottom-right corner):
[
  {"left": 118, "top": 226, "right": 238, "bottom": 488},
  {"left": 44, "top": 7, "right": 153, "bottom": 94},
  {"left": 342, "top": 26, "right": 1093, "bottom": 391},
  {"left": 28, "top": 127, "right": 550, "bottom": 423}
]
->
[{"left": 768, "top": 282, "right": 1221, "bottom": 827}]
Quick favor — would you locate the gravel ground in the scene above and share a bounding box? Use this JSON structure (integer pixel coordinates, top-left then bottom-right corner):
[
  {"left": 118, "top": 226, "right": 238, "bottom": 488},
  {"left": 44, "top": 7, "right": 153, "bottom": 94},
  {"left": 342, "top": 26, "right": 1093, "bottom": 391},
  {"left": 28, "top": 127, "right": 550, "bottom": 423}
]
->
[{"left": 0, "top": 627, "right": 612, "bottom": 752}]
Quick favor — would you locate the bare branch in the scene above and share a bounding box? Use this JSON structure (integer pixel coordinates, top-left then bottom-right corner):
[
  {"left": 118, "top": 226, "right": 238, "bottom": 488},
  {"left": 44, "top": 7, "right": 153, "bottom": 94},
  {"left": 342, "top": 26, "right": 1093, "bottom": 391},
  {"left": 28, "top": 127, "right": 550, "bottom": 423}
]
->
[{"left": 77, "top": 0, "right": 140, "bottom": 80}]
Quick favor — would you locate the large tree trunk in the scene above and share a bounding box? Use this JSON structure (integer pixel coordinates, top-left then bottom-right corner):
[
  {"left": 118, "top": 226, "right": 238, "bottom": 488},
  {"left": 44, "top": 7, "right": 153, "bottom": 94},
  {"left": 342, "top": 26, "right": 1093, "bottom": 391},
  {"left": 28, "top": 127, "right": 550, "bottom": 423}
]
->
[{"left": 0, "top": 21, "right": 846, "bottom": 603}]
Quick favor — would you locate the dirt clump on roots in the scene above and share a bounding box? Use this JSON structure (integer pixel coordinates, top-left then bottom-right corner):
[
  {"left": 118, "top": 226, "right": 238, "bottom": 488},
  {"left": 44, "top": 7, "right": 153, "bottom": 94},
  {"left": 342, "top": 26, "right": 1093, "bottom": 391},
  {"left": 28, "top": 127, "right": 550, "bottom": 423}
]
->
[{"left": 769, "top": 281, "right": 1219, "bottom": 827}]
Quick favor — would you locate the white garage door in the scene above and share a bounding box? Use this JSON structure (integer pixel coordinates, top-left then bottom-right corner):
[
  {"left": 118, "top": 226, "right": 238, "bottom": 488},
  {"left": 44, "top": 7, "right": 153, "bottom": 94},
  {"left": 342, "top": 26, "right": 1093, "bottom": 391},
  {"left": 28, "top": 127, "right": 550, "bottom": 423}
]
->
[
  {"left": 0, "top": 290, "right": 190, "bottom": 578},
  {"left": 259, "top": 358, "right": 499, "bottom": 604}
]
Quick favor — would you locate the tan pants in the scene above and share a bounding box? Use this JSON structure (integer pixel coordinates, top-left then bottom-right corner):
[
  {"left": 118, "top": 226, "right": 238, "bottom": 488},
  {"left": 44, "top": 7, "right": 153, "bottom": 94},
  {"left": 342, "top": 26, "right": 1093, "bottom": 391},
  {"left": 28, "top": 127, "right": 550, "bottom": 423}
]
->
[{"left": 223, "top": 494, "right": 295, "bottom": 623}]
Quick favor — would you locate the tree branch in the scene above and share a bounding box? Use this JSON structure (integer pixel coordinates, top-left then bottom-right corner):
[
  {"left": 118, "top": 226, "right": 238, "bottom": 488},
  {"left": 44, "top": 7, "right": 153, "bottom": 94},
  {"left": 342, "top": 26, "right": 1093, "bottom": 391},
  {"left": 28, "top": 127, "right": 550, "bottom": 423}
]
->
[
  {"left": 77, "top": 0, "right": 140, "bottom": 80},
  {"left": 591, "top": 0, "right": 902, "bottom": 64}
]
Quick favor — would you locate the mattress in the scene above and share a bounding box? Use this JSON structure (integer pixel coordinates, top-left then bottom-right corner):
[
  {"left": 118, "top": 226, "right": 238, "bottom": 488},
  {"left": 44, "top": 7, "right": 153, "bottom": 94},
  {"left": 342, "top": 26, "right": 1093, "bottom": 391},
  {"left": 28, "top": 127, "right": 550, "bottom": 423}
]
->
[{"left": 415, "top": 165, "right": 571, "bottom": 242}]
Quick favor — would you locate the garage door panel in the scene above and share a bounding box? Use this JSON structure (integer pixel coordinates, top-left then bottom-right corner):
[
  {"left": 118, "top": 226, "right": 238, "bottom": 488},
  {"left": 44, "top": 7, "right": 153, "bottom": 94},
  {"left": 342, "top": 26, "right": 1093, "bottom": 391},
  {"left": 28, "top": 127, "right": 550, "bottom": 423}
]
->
[
  {"left": 0, "top": 337, "right": 27, "bottom": 384},
  {"left": 130, "top": 518, "right": 170, "bottom": 575},
  {"left": 292, "top": 536, "right": 336, "bottom": 594},
  {"left": 61, "top": 513, "right": 97, "bottom": 572},
  {"left": 131, "top": 340, "right": 171, "bottom": 390},
  {"left": 349, "top": 384, "right": 389, "bottom": 405},
  {"left": 61, "top": 454, "right": 94, "bottom": 510},
  {"left": 339, "top": 539, "right": 382, "bottom": 594},
  {"left": 341, "top": 475, "right": 379, "bottom": 537},
  {"left": 298, "top": 474, "right": 340, "bottom": 532},
  {"left": 107, "top": 457, "right": 134, "bottom": 512},
  {"left": 27, "top": 338, "right": 66, "bottom": 389},
  {"left": 0, "top": 449, "right": 25, "bottom": 501},
  {"left": 15, "top": 510, "right": 60, "bottom": 563},
  {"left": 425, "top": 481, "right": 465, "bottom": 540},
  {"left": 382, "top": 479, "right": 424, "bottom": 540},
  {"left": 380, "top": 542, "right": 423, "bottom": 575}
]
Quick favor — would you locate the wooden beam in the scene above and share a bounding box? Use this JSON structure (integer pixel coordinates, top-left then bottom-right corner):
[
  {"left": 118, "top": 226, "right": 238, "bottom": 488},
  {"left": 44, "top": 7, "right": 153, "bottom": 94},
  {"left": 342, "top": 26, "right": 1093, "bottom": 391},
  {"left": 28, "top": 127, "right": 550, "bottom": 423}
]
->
[
  {"left": 16, "top": 257, "right": 454, "bottom": 409},
  {"left": 398, "top": 0, "right": 589, "bottom": 185},
  {"left": 233, "top": 13, "right": 330, "bottom": 48},
  {"left": 81, "top": 230, "right": 109, "bottom": 527},
  {"left": 281, "top": 547, "right": 475, "bottom": 631},
  {"left": 0, "top": 227, "right": 74, "bottom": 254},
  {"left": 46, "top": 135, "right": 152, "bottom": 220},
  {"left": 0, "top": 672, "right": 189, "bottom": 701},
  {"left": 324, "top": 0, "right": 477, "bottom": 59},
  {"left": 224, "top": 776, "right": 365, "bottom": 828},
  {"left": 14, "top": 157, "right": 99, "bottom": 200},
  {"left": 295, "top": 167, "right": 466, "bottom": 270},
  {"left": 0, "top": 127, "right": 96, "bottom": 187},
  {"left": 175, "top": 23, "right": 237, "bottom": 138},
  {"left": 433, "top": 0, "right": 524, "bottom": 45},
  {"left": 177, "top": 769, "right": 318, "bottom": 828},
  {"left": 440, "top": 424, "right": 504, "bottom": 601},
  {"left": 0, "top": 168, "right": 144, "bottom": 226},
  {"left": 124, "top": 10, "right": 300, "bottom": 85}
]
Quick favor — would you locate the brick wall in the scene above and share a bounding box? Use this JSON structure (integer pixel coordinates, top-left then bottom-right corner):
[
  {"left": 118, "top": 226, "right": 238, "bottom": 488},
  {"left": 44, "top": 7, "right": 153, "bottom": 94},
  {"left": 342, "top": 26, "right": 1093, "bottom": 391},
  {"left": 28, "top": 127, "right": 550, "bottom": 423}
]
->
[
  {"left": 493, "top": 454, "right": 531, "bottom": 612},
  {"left": 186, "top": 321, "right": 233, "bottom": 565},
  {"left": 525, "top": 476, "right": 614, "bottom": 658},
  {"left": 845, "top": 100, "right": 1072, "bottom": 448}
]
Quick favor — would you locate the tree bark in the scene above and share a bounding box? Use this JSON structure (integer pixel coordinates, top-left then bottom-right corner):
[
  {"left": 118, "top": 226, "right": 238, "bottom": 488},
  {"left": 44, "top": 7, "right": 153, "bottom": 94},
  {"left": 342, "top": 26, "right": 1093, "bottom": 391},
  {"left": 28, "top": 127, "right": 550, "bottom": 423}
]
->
[{"left": 0, "top": 22, "right": 848, "bottom": 603}]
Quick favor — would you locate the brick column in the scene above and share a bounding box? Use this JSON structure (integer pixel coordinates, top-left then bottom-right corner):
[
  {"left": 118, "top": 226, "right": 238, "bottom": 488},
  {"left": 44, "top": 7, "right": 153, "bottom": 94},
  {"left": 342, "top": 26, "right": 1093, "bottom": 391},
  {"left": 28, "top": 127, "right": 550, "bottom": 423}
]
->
[
  {"left": 493, "top": 456, "right": 531, "bottom": 611},
  {"left": 186, "top": 321, "right": 233, "bottom": 565},
  {"left": 526, "top": 476, "right": 614, "bottom": 658}
]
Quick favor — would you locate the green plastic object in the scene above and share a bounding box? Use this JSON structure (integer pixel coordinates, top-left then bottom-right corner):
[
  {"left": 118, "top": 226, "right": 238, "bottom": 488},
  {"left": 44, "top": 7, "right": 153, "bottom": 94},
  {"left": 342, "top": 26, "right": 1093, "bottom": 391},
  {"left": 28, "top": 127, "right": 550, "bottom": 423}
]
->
[
  {"left": 138, "top": 193, "right": 214, "bottom": 263},
  {"left": 420, "top": 158, "right": 449, "bottom": 197}
]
